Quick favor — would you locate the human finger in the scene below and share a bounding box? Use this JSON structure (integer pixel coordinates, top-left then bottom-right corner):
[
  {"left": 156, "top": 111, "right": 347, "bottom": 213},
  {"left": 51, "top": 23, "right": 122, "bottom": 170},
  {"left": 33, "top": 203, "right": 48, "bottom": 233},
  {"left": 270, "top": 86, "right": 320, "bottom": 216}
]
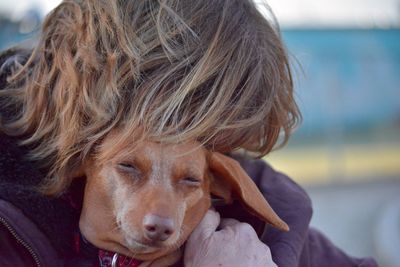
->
[
  {"left": 229, "top": 222, "right": 259, "bottom": 239},
  {"left": 188, "top": 209, "right": 221, "bottom": 241},
  {"left": 219, "top": 218, "right": 240, "bottom": 229}
]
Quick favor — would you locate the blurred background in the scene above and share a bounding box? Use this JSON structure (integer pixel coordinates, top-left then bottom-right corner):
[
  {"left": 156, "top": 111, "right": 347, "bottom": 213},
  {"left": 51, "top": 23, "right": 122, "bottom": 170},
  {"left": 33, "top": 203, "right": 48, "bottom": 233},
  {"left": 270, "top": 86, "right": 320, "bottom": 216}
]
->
[
  {"left": 0, "top": 1, "right": 399, "bottom": 266},
  {"left": 264, "top": 1, "right": 400, "bottom": 266}
]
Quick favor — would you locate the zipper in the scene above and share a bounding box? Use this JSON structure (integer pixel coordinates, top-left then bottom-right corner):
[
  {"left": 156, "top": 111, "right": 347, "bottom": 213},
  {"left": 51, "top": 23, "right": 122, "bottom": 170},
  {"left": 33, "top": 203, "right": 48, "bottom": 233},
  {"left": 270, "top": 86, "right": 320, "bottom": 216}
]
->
[{"left": 0, "top": 216, "right": 41, "bottom": 267}]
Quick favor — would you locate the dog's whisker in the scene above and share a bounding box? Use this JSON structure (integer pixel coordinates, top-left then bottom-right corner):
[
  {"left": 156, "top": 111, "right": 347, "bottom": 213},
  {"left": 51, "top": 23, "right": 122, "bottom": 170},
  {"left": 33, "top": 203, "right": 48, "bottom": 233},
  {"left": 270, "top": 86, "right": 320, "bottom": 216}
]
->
[
  {"left": 110, "top": 224, "right": 122, "bottom": 232},
  {"left": 164, "top": 224, "right": 189, "bottom": 252}
]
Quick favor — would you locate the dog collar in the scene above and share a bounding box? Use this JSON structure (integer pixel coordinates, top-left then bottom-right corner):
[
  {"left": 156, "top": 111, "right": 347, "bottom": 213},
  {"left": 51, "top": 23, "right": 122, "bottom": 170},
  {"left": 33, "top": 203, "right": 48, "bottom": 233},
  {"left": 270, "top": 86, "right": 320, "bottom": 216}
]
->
[
  {"left": 75, "top": 233, "right": 143, "bottom": 267},
  {"left": 99, "top": 250, "right": 142, "bottom": 267}
]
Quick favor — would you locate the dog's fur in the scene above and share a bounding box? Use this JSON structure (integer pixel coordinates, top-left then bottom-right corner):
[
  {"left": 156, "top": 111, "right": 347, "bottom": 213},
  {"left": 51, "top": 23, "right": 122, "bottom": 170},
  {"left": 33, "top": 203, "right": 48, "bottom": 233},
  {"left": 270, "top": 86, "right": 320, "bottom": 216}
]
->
[{"left": 78, "top": 130, "right": 288, "bottom": 266}]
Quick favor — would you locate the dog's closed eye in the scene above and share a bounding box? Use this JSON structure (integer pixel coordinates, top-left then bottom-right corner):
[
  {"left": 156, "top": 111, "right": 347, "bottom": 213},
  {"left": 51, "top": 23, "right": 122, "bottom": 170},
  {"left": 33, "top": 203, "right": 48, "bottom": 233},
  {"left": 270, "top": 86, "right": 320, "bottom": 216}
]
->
[
  {"left": 179, "top": 177, "right": 202, "bottom": 187},
  {"left": 117, "top": 162, "right": 141, "bottom": 176}
]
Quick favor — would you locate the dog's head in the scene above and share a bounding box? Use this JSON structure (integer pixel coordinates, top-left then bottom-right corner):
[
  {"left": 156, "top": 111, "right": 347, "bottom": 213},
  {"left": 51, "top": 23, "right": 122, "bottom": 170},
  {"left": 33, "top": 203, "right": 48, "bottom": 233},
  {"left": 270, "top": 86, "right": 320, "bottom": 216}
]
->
[{"left": 79, "top": 131, "right": 288, "bottom": 261}]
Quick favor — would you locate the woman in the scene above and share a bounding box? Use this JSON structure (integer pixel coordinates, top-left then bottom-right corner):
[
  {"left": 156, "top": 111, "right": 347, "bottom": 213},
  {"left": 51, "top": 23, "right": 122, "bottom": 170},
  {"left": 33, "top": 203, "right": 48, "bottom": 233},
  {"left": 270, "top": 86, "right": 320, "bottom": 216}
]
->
[{"left": 0, "top": 0, "right": 378, "bottom": 266}]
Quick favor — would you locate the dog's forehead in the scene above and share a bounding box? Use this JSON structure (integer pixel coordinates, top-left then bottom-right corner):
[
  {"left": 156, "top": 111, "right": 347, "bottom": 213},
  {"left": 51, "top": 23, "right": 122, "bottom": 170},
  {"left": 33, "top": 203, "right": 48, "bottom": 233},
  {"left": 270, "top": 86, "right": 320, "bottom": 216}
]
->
[
  {"left": 143, "top": 141, "right": 207, "bottom": 163},
  {"left": 100, "top": 132, "right": 208, "bottom": 167}
]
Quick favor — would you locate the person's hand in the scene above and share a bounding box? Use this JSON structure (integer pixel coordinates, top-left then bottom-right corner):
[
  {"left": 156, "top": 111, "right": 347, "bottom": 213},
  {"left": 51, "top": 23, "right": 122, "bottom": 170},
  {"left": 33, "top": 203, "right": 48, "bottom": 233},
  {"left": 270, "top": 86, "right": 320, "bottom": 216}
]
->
[{"left": 184, "top": 209, "right": 277, "bottom": 267}]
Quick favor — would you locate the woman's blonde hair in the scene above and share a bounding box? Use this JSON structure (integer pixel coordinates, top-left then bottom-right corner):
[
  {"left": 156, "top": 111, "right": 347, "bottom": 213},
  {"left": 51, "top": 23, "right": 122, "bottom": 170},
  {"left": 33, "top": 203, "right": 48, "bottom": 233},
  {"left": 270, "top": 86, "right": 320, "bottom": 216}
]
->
[{"left": 0, "top": 0, "right": 300, "bottom": 195}]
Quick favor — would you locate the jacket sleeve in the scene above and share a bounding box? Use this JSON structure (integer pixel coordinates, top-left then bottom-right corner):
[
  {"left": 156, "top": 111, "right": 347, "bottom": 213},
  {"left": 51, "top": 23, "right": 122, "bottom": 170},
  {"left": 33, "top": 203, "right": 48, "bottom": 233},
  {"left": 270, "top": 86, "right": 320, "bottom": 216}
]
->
[
  {"left": 237, "top": 157, "right": 379, "bottom": 267},
  {"left": 305, "top": 228, "right": 379, "bottom": 267},
  {"left": 0, "top": 199, "right": 62, "bottom": 267},
  {"left": 0, "top": 221, "right": 38, "bottom": 267}
]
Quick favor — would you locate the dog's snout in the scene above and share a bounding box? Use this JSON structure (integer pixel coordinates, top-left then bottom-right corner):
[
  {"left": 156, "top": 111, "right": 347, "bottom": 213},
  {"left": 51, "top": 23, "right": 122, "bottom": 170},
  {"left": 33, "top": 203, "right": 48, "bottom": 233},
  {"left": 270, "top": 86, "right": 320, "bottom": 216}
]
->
[{"left": 143, "top": 214, "right": 175, "bottom": 242}]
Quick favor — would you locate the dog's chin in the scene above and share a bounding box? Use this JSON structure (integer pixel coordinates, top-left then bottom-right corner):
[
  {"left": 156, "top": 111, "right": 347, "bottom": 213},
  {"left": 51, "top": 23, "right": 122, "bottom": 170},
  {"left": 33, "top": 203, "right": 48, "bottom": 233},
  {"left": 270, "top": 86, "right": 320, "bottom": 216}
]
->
[
  {"left": 126, "top": 238, "right": 161, "bottom": 253},
  {"left": 123, "top": 237, "right": 180, "bottom": 261}
]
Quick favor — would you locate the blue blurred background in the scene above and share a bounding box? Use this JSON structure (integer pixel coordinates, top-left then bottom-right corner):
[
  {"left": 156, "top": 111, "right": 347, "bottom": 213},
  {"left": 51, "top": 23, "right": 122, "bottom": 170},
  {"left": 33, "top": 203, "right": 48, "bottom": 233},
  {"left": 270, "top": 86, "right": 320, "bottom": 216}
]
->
[
  {"left": 270, "top": 29, "right": 400, "bottom": 183},
  {"left": 1, "top": 1, "right": 399, "bottom": 266}
]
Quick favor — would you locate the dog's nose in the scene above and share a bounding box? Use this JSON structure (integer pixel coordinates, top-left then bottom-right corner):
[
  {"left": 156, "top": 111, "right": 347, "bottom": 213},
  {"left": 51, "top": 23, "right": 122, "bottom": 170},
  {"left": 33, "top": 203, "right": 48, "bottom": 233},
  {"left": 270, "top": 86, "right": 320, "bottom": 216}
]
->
[{"left": 143, "top": 214, "right": 175, "bottom": 242}]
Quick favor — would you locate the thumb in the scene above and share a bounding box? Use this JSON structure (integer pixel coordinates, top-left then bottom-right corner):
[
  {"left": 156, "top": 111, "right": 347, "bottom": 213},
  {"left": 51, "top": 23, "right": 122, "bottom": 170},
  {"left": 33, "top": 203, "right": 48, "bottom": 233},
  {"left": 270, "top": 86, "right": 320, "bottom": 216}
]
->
[{"left": 188, "top": 209, "right": 220, "bottom": 242}]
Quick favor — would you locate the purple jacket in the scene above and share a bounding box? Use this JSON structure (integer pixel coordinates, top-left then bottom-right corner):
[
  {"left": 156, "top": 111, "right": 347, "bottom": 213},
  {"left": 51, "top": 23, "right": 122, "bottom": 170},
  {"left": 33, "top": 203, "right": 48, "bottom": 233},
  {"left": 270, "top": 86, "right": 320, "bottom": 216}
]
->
[{"left": 0, "top": 49, "right": 379, "bottom": 267}]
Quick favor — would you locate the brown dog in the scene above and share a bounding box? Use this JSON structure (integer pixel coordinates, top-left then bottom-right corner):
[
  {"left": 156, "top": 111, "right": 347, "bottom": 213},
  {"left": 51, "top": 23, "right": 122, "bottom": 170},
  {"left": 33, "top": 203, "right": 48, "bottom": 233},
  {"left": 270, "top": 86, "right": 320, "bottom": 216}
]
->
[{"left": 78, "top": 130, "right": 289, "bottom": 266}]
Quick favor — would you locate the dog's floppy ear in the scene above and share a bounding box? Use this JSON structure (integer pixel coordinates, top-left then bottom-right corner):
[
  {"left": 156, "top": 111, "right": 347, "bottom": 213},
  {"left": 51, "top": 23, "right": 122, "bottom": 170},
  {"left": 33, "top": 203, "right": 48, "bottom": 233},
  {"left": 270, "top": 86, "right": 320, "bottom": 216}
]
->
[{"left": 209, "top": 152, "right": 289, "bottom": 232}]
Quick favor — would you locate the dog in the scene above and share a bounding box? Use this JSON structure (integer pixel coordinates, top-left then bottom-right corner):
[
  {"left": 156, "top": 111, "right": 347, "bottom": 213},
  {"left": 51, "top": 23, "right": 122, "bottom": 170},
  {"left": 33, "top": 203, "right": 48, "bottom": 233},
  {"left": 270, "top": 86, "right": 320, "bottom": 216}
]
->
[{"left": 78, "top": 130, "right": 289, "bottom": 266}]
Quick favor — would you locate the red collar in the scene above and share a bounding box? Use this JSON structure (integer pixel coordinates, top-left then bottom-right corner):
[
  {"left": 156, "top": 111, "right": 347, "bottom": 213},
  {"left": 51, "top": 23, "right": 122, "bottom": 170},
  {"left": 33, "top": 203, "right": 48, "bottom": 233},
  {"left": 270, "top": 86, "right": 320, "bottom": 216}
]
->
[
  {"left": 98, "top": 250, "right": 142, "bottom": 267},
  {"left": 74, "top": 233, "right": 143, "bottom": 267}
]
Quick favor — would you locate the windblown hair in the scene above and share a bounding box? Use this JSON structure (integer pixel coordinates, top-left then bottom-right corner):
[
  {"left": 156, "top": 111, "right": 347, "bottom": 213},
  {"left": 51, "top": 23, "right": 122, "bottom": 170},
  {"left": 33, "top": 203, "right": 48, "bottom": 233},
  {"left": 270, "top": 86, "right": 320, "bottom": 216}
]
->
[{"left": 0, "top": 0, "right": 300, "bottom": 195}]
